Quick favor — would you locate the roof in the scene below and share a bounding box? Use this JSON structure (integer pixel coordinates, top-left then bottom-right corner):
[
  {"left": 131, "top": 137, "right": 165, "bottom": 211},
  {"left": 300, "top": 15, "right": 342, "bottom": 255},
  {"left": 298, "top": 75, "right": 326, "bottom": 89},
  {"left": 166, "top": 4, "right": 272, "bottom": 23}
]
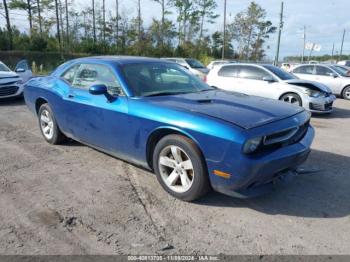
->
[{"left": 71, "top": 56, "right": 170, "bottom": 65}]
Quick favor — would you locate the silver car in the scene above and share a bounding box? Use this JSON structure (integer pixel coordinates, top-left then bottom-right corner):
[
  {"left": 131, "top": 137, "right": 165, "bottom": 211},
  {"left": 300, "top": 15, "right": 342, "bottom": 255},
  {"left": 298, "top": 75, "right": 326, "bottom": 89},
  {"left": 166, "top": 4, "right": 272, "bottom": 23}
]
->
[
  {"left": 292, "top": 64, "right": 350, "bottom": 100},
  {"left": 0, "top": 60, "right": 32, "bottom": 99},
  {"left": 161, "top": 58, "right": 209, "bottom": 80}
]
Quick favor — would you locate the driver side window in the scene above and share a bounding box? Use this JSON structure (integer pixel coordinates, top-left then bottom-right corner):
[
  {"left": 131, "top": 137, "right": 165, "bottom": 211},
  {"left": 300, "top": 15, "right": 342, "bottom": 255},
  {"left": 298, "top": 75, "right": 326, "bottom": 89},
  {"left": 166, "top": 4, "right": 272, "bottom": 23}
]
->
[
  {"left": 315, "top": 66, "right": 334, "bottom": 76},
  {"left": 62, "top": 63, "right": 123, "bottom": 96}
]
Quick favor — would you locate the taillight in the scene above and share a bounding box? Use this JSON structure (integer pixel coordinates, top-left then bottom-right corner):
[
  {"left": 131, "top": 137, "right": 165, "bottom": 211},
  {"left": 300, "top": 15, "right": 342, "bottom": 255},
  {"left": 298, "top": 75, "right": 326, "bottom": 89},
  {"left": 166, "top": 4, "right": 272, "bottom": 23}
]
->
[{"left": 203, "top": 75, "right": 207, "bottom": 82}]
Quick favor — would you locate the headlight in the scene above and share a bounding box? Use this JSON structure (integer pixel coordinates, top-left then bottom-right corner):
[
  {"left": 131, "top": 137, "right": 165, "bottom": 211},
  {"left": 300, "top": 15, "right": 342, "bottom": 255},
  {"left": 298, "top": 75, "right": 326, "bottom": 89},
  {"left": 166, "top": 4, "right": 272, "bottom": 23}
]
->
[
  {"left": 243, "top": 137, "right": 262, "bottom": 154},
  {"left": 16, "top": 79, "right": 24, "bottom": 85},
  {"left": 305, "top": 89, "right": 325, "bottom": 98}
]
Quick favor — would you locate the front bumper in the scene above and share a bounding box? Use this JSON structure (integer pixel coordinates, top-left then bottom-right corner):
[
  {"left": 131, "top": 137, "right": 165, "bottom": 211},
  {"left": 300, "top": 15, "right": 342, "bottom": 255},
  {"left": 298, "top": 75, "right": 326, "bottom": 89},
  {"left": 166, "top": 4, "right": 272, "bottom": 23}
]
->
[
  {"left": 210, "top": 126, "right": 315, "bottom": 198},
  {"left": 304, "top": 94, "right": 336, "bottom": 113},
  {"left": 0, "top": 84, "right": 24, "bottom": 99}
]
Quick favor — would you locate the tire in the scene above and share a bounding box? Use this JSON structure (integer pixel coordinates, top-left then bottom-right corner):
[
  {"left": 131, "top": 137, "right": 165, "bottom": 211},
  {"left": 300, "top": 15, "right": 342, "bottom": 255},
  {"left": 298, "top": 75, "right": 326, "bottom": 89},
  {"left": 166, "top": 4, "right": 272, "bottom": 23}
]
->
[
  {"left": 342, "top": 86, "right": 350, "bottom": 100},
  {"left": 152, "top": 134, "right": 210, "bottom": 201},
  {"left": 38, "top": 103, "right": 66, "bottom": 144},
  {"left": 280, "top": 93, "right": 302, "bottom": 107}
]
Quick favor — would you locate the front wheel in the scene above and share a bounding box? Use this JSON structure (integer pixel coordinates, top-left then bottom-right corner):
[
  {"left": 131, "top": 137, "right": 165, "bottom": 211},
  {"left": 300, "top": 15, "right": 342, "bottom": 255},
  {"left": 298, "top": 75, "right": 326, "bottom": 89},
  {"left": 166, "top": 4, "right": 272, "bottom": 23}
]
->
[
  {"left": 280, "top": 93, "right": 302, "bottom": 107},
  {"left": 153, "top": 135, "right": 210, "bottom": 201},
  {"left": 38, "top": 103, "right": 66, "bottom": 144},
  {"left": 342, "top": 86, "right": 350, "bottom": 100}
]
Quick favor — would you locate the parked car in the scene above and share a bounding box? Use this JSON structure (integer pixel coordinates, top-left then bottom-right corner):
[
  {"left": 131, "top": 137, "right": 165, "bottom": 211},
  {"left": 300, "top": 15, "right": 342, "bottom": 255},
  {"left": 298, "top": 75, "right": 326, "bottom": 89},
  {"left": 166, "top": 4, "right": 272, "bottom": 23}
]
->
[
  {"left": 161, "top": 57, "right": 209, "bottom": 80},
  {"left": 24, "top": 56, "right": 314, "bottom": 201},
  {"left": 333, "top": 64, "right": 350, "bottom": 77},
  {"left": 207, "top": 60, "right": 237, "bottom": 70},
  {"left": 207, "top": 63, "right": 335, "bottom": 113},
  {"left": 0, "top": 60, "right": 32, "bottom": 99},
  {"left": 337, "top": 60, "right": 350, "bottom": 67},
  {"left": 291, "top": 64, "right": 350, "bottom": 100}
]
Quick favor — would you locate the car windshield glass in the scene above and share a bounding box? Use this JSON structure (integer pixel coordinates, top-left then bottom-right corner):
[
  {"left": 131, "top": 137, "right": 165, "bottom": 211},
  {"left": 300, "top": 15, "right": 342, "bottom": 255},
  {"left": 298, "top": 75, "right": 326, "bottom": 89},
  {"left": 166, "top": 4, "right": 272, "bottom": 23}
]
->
[
  {"left": 331, "top": 66, "right": 348, "bottom": 76},
  {"left": 121, "top": 62, "right": 213, "bottom": 97},
  {"left": 263, "top": 65, "right": 297, "bottom": 80},
  {"left": 185, "top": 59, "right": 205, "bottom": 69},
  {"left": 0, "top": 62, "right": 11, "bottom": 72}
]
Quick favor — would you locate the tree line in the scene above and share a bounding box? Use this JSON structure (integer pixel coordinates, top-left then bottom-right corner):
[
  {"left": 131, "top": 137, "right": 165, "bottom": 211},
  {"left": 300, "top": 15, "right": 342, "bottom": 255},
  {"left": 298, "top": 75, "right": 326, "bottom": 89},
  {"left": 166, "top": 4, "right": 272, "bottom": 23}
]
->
[{"left": 0, "top": 0, "right": 276, "bottom": 62}]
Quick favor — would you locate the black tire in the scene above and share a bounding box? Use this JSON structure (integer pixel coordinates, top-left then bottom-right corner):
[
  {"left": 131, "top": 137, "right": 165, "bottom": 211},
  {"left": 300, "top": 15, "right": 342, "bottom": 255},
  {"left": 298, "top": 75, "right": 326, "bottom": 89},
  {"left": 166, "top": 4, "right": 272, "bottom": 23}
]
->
[
  {"left": 342, "top": 86, "right": 350, "bottom": 100},
  {"left": 152, "top": 134, "right": 210, "bottom": 201},
  {"left": 38, "top": 103, "right": 66, "bottom": 145},
  {"left": 280, "top": 93, "right": 302, "bottom": 107}
]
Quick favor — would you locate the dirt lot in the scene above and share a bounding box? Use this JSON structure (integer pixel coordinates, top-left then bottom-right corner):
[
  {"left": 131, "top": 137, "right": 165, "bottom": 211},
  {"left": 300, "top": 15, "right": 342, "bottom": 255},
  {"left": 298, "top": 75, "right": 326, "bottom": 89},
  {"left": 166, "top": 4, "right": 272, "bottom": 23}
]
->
[{"left": 0, "top": 98, "right": 349, "bottom": 255}]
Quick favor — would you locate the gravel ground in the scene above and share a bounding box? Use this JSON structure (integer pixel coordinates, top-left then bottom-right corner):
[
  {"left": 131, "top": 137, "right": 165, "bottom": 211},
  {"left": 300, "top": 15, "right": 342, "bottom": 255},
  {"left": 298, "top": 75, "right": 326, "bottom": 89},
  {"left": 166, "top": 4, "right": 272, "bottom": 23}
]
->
[{"left": 0, "top": 98, "right": 349, "bottom": 255}]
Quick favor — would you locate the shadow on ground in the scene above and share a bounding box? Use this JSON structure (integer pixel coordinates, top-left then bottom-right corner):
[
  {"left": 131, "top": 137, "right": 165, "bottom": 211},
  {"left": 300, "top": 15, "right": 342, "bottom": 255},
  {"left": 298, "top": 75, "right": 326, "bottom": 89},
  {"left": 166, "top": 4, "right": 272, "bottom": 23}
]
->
[
  {"left": 0, "top": 97, "right": 25, "bottom": 107},
  {"left": 312, "top": 104, "right": 350, "bottom": 119},
  {"left": 196, "top": 149, "right": 350, "bottom": 219}
]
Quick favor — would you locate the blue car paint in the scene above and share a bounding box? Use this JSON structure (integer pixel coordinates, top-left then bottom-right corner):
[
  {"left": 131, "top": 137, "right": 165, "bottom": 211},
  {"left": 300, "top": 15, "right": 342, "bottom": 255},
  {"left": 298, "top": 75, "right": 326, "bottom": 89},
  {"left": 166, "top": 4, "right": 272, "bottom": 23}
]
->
[{"left": 24, "top": 56, "right": 314, "bottom": 198}]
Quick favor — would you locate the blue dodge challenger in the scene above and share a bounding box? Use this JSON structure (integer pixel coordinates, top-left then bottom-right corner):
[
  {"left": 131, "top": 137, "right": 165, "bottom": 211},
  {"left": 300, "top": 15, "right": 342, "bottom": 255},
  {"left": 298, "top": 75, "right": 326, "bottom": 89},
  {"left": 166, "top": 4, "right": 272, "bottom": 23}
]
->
[{"left": 24, "top": 56, "right": 314, "bottom": 201}]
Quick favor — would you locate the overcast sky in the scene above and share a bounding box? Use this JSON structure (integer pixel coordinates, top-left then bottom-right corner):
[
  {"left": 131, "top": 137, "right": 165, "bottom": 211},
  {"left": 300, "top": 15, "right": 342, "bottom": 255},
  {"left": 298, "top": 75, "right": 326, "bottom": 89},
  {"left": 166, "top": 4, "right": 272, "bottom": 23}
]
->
[{"left": 3, "top": 0, "right": 350, "bottom": 59}]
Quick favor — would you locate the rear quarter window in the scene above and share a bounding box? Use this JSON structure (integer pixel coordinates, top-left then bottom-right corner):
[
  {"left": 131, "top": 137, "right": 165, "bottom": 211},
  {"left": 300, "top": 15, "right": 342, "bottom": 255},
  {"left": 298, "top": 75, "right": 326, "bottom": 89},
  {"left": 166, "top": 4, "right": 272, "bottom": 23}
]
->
[{"left": 218, "top": 66, "right": 239, "bottom": 77}]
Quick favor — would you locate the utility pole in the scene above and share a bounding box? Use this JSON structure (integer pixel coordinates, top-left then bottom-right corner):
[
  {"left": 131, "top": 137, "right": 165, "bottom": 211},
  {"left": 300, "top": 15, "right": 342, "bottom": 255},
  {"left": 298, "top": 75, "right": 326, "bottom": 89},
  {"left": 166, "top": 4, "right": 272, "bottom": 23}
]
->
[
  {"left": 339, "top": 29, "right": 346, "bottom": 61},
  {"left": 222, "top": 0, "right": 227, "bottom": 59},
  {"left": 274, "top": 1, "right": 284, "bottom": 66},
  {"left": 301, "top": 25, "right": 306, "bottom": 63},
  {"left": 331, "top": 43, "right": 335, "bottom": 62}
]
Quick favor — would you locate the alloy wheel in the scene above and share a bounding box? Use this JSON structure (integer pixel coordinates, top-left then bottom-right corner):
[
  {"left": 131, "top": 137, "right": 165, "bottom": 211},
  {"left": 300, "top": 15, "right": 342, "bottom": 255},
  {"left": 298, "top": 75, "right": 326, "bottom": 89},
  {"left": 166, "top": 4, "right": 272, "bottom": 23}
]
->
[
  {"left": 282, "top": 94, "right": 301, "bottom": 106},
  {"left": 40, "top": 109, "right": 54, "bottom": 140},
  {"left": 158, "top": 145, "right": 194, "bottom": 193}
]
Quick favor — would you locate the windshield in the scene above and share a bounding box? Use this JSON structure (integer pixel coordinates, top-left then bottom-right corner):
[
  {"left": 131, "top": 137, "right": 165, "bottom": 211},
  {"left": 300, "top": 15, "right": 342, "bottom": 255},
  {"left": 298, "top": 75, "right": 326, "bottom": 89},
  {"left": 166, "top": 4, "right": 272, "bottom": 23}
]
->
[
  {"left": 185, "top": 59, "right": 205, "bottom": 69},
  {"left": 263, "top": 65, "right": 297, "bottom": 80},
  {"left": 0, "top": 62, "right": 11, "bottom": 72},
  {"left": 121, "top": 62, "right": 213, "bottom": 97},
  {"left": 331, "top": 65, "right": 348, "bottom": 77}
]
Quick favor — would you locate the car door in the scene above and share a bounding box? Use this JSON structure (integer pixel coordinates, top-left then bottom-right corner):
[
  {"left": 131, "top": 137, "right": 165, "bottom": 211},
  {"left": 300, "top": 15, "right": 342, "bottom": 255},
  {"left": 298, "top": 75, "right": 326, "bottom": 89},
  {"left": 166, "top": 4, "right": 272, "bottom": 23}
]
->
[
  {"left": 292, "top": 65, "right": 316, "bottom": 81},
  {"left": 15, "top": 60, "right": 32, "bottom": 82},
  {"left": 314, "top": 65, "right": 343, "bottom": 94},
  {"left": 235, "top": 65, "right": 277, "bottom": 98},
  {"left": 60, "top": 62, "right": 129, "bottom": 154}
]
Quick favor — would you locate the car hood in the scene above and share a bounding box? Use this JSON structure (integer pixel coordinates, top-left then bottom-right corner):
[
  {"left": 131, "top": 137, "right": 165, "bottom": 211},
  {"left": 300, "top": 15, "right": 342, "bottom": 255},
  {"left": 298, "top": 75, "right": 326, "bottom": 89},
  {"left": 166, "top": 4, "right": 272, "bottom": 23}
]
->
[
  {"left": 284, "top": 79, "right": 332, "bottom": 93},
  {"left": 145, "top": 90, "right": 304, "bottom": 130},
  {"left": 0, "top": 71, "right": 20, "bottom": 84}
]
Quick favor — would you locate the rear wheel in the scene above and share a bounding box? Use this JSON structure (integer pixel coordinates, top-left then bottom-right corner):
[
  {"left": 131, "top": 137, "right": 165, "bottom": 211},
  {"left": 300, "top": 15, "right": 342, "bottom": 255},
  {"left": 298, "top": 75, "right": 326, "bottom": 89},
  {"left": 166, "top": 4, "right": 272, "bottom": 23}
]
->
[
  {"left": 38, "top": 103, "right": 66, "bottom": 144},
  {"left": 342, "top": 86, "right": 350, "bottom": 100},
  {"left": 153, "top": 135, "right": 210, "bottom": 201},
  {"left": 280, "top": 93, "right": 302, "bottom": 107}
]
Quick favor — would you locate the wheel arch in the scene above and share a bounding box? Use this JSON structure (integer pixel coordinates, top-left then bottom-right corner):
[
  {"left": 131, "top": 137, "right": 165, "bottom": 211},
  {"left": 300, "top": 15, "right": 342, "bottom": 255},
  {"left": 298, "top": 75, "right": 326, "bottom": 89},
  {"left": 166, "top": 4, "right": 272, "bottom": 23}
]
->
[
  {"left": 341, "top": 85, "right": 350, "bottom": 98},
  {"left": 35, "top": 97, "right": 48, "bottom": 115},
  {"left": 146, "top": 127, "right": 204, "bottom": 170}
]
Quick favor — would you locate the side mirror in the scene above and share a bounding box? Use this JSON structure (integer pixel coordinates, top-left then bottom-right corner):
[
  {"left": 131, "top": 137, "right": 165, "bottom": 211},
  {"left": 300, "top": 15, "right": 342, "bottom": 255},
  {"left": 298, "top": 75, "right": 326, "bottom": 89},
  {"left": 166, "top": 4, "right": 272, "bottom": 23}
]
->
[
  {"left": 89, "top": 84, "right": 117, "bottom": 102},
  {"left": 89, "top": 84, "right": 107, "bottom": 95},
  {"left": 262, "top": 76, "right": 276, "bottom": 83},
  {"left": 330, "top": 73, "right": 338, "bottom": 78},
  {"left": 15, "top": 68, "right": 25, "bottom": 73}
]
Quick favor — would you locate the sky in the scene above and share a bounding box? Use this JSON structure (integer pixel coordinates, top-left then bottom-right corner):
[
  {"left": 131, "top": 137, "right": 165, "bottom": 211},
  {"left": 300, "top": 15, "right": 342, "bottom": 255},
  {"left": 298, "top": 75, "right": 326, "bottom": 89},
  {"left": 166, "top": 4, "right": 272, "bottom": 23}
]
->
[{"left": 2, "top": 0, "right": 350, "bottom": 59}]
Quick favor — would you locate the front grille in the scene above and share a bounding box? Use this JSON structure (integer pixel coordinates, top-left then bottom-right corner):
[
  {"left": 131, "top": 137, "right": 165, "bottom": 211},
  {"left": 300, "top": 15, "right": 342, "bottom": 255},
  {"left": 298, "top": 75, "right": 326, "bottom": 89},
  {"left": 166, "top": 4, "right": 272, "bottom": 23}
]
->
[
  {"left": 309, "top": 102, "right": 333, "bottom": 111},
  {"left": 256, "top": 120, "right": 310, "bottom": 154},
  {"left": 0, "top": 86, "right": 19, "bottom": 96}
]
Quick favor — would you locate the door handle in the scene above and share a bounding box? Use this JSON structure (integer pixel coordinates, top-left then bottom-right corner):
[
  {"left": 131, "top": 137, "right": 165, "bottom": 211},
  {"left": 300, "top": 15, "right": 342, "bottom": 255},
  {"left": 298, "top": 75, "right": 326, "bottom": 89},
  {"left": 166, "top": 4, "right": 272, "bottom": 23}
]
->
[{"left": 68, "top": 94, "right": 75, "bottom": 99}]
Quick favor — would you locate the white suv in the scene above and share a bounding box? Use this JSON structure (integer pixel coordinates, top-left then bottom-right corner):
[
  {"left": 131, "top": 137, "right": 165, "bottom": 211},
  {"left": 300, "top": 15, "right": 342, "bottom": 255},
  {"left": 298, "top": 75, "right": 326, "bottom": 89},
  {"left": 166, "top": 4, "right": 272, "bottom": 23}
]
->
[
  {"left": 206, "top": 63, "right": 336, "bottom": 113},
  {"left": 291, "top": 64, "right": 350, "bottom": 100}
]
